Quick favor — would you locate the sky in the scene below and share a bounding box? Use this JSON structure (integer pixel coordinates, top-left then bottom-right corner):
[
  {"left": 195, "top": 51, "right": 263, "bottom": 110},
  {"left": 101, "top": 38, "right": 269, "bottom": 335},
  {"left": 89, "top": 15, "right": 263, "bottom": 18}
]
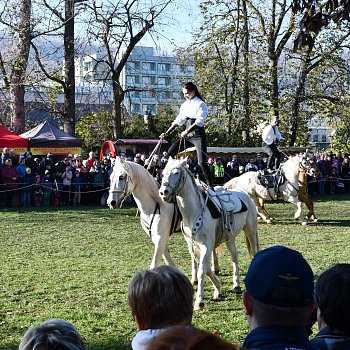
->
[{"left": 140, "top": 0, "right": 202, "bottom": 53}]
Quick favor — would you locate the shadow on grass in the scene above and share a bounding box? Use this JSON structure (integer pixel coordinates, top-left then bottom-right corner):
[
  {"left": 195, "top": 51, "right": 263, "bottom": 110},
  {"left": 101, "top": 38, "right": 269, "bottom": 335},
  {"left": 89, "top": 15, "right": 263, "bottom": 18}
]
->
[{"left": 315, "top": 219, "right": 350, "bottom": 227}]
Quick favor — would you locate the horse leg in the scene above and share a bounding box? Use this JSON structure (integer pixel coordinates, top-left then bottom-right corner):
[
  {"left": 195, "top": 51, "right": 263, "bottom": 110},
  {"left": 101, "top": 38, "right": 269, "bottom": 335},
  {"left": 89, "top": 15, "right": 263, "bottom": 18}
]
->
[
  {"left": 290, "top": 197, "right": 307, "bottom": 226},
  {"left": 212, "top": 248, "right": 220, "bottom": 275},
  {"left": 150, "top": 233, "right": 170, "bottom": 269},
  {"left": 224, "top": 239, "right": 241, "bottom": 293},
  {"left": 299, "top": 190, "right": 318, "bottom": 223},
  {"left": 256, "top": 197, "right": 272, "bottom": 224},
  {"left": 184, "top": 236, "right": 198, "bottom": 285},
  {"left": 194, "top": 243, "right": 219, "bottom": 310},
  {"left": 162, "top": 244, "right": 176, "bottom": 267}
]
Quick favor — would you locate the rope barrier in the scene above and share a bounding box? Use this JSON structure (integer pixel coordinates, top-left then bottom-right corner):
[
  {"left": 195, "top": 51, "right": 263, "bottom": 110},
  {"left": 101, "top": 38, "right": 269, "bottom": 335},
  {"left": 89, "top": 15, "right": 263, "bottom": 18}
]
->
[{"left": 0, "top": 184, "right": 110, "bottom": 194}]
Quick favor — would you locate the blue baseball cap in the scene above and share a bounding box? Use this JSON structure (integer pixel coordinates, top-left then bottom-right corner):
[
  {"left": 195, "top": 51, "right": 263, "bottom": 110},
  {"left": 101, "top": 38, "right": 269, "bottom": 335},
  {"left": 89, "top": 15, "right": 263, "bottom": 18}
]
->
[{"left": 244, "top": 245, "right": 314, "bottom": 307}]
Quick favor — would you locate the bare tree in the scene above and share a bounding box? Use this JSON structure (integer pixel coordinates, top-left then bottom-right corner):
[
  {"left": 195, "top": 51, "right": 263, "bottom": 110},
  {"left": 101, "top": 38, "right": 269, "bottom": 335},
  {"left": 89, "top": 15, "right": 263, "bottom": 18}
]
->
[{"left": 83, "top": 0, "right": 172, "bottom": 139}]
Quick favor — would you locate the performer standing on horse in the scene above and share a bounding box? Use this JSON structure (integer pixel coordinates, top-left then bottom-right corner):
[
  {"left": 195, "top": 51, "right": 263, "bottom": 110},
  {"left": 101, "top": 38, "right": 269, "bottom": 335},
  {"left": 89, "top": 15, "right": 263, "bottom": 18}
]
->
[
  {"left": 262, "top": 115, "right": 284, "bottom": 172},
  {"left": 160, "top": 82, "right": 214, "bottom": 189}
]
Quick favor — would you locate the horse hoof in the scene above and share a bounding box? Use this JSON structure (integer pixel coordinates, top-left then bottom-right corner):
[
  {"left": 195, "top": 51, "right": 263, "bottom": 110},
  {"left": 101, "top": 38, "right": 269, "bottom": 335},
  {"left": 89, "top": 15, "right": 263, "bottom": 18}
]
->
[
  {"left": 314, "top": 218, "right": 318, "bottom": 223},
  {"left": 194, "top": 302, "right": 204, "bottom": 311},
  {"left": 301, "top": 221, "right": 307, "bottom": 226},
  {"left": 266, "top": 220, "right": 272, "bottom": 224},
  {"left": 214, "top": 270, "right": 220, "bottom": 275},
  {"left": 233, "top": 286, "right": 242, "bottom": 294},
  {"left": 191, "top": 280, "right": 198, "bottom": 286},
  {"left": 213, "top": 292, "right": 222, "bottom": 300}
]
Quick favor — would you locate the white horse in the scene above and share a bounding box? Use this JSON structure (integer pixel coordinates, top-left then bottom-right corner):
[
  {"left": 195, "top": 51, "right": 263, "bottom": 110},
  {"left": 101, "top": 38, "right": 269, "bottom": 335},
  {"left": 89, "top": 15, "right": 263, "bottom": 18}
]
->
[
  {"left": 224, "top": 154, "right": 315, "bottom": 225},
  {"left": 159, "top": 157, "right": 260, "bottom": 310},
  {"left": 107, "top": 156, "right": 180, "bottom": 268}
]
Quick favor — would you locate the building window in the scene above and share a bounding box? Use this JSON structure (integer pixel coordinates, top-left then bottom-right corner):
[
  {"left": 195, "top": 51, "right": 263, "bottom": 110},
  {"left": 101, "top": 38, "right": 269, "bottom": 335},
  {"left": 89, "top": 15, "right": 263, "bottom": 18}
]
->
[
  {"left": 150, "top": 62, "right": 156, "bottom": 71},
  {"left": 322, "top": 134, "right": 327, "bottom": 143},
  {"left": 165, "top": 77, "right": 171, "bottom": 85},
  {"left": 143, "top": 104, "right": 156, "bottom": 114},
  {"left": 133, "top": 104, "right": 141, "bottom": 113},
  {"left": 134, "top": 62, "right": 141, "bottom": 70},
  {"left": 313, "top": 134, "right": 319, "bottom": 142}
]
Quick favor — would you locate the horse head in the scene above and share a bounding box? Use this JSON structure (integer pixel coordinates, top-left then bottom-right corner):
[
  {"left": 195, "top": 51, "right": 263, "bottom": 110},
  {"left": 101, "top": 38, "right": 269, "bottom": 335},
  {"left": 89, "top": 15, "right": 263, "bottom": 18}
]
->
[
  {"left": 107, "top": 156, "right": 133, "bottom": 209},
  {"left": 159, "top": 157, "right": 187, "bottom": 203},
  {"left": 298, "top": 154, "right": 320, "bottom": 177}
]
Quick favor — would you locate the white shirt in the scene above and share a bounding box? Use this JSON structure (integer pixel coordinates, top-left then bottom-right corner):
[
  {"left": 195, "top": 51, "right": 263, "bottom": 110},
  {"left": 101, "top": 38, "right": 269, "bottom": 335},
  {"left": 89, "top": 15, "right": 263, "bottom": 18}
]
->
[
  {"left": 262, "top": 124, "right": 283, "bottom": 145},
  {"left": 131, "top": 328, "right": 165, "bottom": 350},
  {"left": 173, "top": 96, "right": 208, "bottom": 127}
]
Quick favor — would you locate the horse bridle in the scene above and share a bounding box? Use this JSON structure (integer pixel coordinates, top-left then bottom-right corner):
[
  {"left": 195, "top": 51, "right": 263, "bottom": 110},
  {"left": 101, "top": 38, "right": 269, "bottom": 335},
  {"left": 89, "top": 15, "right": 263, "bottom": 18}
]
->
[
  {"left": 162, "top": 165, "right": 188, "bottom": 196},
  {"left": 110, "top": 170, "right": 133, "bottom": 203},
  {"left": 298, "top": 157, "right": 314, "bottom": 175}
]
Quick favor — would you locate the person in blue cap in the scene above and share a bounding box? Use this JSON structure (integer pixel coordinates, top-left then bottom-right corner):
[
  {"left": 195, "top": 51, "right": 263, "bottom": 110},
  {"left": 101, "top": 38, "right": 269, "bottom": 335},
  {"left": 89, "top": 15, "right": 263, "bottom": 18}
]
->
[{"left": 242, "top": 245, "right": 318, "bottom": 350}]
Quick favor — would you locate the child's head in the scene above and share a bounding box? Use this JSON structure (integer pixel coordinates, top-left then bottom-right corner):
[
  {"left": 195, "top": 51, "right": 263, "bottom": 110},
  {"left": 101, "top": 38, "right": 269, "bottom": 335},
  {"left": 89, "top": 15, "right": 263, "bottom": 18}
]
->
[
  {"left": 26, "top": 168, "right": 32, "bottom": 175},
  {"left": 35, "top": 175, "right": 40, "bottom": 182},
  {"left": 128, "top": 266, "right": 194, "bottom": 330}
]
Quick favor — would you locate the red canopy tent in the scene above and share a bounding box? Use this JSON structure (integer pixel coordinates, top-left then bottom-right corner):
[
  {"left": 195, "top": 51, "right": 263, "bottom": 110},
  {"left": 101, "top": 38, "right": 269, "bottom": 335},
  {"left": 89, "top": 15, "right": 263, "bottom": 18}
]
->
[{"left": 0, "top": 125, "right": 28, "bottom": 153}]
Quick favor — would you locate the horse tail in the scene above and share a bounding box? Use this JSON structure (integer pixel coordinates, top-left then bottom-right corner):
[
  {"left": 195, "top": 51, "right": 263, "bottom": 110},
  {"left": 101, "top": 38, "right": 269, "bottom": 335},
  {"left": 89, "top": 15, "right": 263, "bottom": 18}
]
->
[{"left": 242, "top": 194, "right": 260, "bottom": 258}]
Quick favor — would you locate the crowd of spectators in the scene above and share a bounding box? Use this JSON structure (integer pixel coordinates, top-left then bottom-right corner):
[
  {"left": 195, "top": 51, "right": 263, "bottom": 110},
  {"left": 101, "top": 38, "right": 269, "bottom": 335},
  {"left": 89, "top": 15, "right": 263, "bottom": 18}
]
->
[
  {"left": 1, "top": 147, "right": 349, "bottom": 208},
  {"left": 0, "top": 149, "right": 112, "bottom": 208}
]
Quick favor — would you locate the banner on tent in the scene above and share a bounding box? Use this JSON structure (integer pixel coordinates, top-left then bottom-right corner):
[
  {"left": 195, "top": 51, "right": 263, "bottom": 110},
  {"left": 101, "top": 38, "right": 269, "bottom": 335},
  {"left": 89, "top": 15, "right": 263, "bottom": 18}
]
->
[
  {"left": 30, "top": 147, "right": 82, "bottom": 155},
  {"left": 0, "top": 147, "right": 27, "bottom": 153}
]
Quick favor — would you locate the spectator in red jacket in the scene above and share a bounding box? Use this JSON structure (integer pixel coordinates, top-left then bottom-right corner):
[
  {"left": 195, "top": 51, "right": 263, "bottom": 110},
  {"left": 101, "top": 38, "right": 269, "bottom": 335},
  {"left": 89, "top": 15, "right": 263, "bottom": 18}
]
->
[{"left": 1, "top": 158, "right": 19, "bottom": 207}]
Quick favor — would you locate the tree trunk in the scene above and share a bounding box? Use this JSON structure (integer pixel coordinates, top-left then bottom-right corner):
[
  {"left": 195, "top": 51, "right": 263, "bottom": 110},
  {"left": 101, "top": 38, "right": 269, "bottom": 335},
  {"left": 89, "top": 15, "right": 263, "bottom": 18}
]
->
[
  {"left": 63, "top": 0, "right": 76, "bottom": 136},
  {"left": 288, "top": 47, "right": 312, "bottom": 146},
  {"left": 242, "top": 0, "right": 251, "bottom": 145},
  {"left": 10, "top": 0, "right": 32, "bottom": 134},
  {"left": 112, "top": 79, "right": 124, "bottom": 139}
]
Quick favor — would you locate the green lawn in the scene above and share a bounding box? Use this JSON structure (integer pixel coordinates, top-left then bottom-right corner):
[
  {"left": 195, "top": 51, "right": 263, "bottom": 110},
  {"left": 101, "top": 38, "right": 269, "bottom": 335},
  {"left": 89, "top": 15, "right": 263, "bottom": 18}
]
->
[{"left": 1, "top": 194, "right": 349, "bottom": 350}]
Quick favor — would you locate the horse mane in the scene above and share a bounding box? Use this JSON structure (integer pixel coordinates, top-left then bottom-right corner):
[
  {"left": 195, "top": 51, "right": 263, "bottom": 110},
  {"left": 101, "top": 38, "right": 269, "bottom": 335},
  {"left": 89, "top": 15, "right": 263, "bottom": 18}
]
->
[{"left": 124, "top": 161, "right": 163, "bottom": 204}]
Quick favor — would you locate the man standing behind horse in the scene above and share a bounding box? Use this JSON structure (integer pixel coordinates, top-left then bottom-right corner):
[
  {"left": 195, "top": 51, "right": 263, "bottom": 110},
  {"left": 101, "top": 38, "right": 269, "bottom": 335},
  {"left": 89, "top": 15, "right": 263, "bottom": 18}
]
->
[{"left": 262, "top": 115, "right": 284, "bottom": 172}]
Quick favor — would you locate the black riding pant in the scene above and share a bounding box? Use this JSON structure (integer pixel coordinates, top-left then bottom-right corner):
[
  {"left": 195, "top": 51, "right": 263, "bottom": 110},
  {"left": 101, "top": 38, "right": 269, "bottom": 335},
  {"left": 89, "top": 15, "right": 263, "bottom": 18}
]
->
[
  {"left": 262, "top": 142, "right": 281, "bottom": 170},
  {"left": 168, "top": 135, "right": 213, "bottom": 187}
]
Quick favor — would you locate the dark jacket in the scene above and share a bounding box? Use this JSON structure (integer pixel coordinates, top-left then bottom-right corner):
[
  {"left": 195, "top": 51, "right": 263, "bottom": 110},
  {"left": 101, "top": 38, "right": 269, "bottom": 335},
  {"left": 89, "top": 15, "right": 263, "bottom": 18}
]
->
[
  {"left": 243, "top": 326, "right": 319, "bottom": 350},
  {"left": 310, "top": 325, "right": 350, "bottom": 350}
]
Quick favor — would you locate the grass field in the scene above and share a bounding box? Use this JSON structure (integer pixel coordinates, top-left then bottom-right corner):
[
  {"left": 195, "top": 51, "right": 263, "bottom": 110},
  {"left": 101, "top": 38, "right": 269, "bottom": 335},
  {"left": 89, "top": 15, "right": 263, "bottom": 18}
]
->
[{"left": 1, "top": 194, "right": 350, "bottom": 350}]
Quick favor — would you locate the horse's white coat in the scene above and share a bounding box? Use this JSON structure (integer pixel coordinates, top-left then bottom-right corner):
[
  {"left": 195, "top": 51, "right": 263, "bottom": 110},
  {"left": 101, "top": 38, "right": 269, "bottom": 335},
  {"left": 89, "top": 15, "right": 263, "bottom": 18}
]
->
[
  {"left": 107, "top": 157, "right": 179, "bottom": 268},
  {"left": 225, "top": 155, "right": 313, "bottom": 225},
  {"left": 159, "top": 157, "right": 260, "bottom": 310}
]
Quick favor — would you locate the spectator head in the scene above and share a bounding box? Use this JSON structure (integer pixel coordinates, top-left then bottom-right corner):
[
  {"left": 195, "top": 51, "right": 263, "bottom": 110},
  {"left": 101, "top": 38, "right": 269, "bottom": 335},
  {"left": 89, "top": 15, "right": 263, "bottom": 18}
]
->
[
  {"left": 88, "top": 151, "right": 95, "bottom": 158},
  {"left": 10, "top": 148, "right": 16, "bottom": 156},
  {"left": 19, "top": 319, "right": 86, "bottom": 350},
  {"left": 35, "top": 175, "right": 41, "bottom": 182},
  {"left": 2, "top": 147, "right": 9, "bottom": 154},
  {"left": 4, "top": 158, "right": 12, "bottom": 166},
  {"left": 208, "top": 157, "right": 213, "bottom": 164},
  {"left": 148, "top": 325, "right": 238, "bottom": 350},
  {"left": 46, "top": 153, "right": 53, "bottom": 160},
  {"left": 26, "top": 151, "right": 32, "bottom": 158},
  {"left": 315, "top": 263, "right": 350, "bottom": 334},
  {"left": 26, "top": 168, "right": 32, "bottom": 175},
  {"left": 128, "top": 266, "right": 194, "bottom": 330},
  {"left": 243, "top": 245, "right": 315, "bottom": 329}
]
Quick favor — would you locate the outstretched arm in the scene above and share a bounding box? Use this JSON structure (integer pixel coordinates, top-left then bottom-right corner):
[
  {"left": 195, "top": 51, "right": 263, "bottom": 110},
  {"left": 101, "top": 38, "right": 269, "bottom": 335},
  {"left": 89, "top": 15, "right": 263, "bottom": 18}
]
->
[{"left": 160, "top": 122, "right": 178, "bottom": 139}]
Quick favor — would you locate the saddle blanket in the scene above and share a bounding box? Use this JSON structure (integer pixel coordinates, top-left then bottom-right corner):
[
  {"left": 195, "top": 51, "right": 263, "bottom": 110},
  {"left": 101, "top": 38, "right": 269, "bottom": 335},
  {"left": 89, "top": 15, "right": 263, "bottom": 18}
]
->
[{"left": 208, "top": 186, "right": 243, "bottom": 213}]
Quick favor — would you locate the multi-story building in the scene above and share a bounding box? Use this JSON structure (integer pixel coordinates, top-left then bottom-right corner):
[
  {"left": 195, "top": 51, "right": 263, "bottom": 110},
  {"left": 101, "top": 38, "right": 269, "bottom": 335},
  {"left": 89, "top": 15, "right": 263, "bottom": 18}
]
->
[
  {"left": 119, "top": 46, "right": 194, "bottom": 115},
  {"left": 75, "top": 46, "right": 195, "bottom": 116}
]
